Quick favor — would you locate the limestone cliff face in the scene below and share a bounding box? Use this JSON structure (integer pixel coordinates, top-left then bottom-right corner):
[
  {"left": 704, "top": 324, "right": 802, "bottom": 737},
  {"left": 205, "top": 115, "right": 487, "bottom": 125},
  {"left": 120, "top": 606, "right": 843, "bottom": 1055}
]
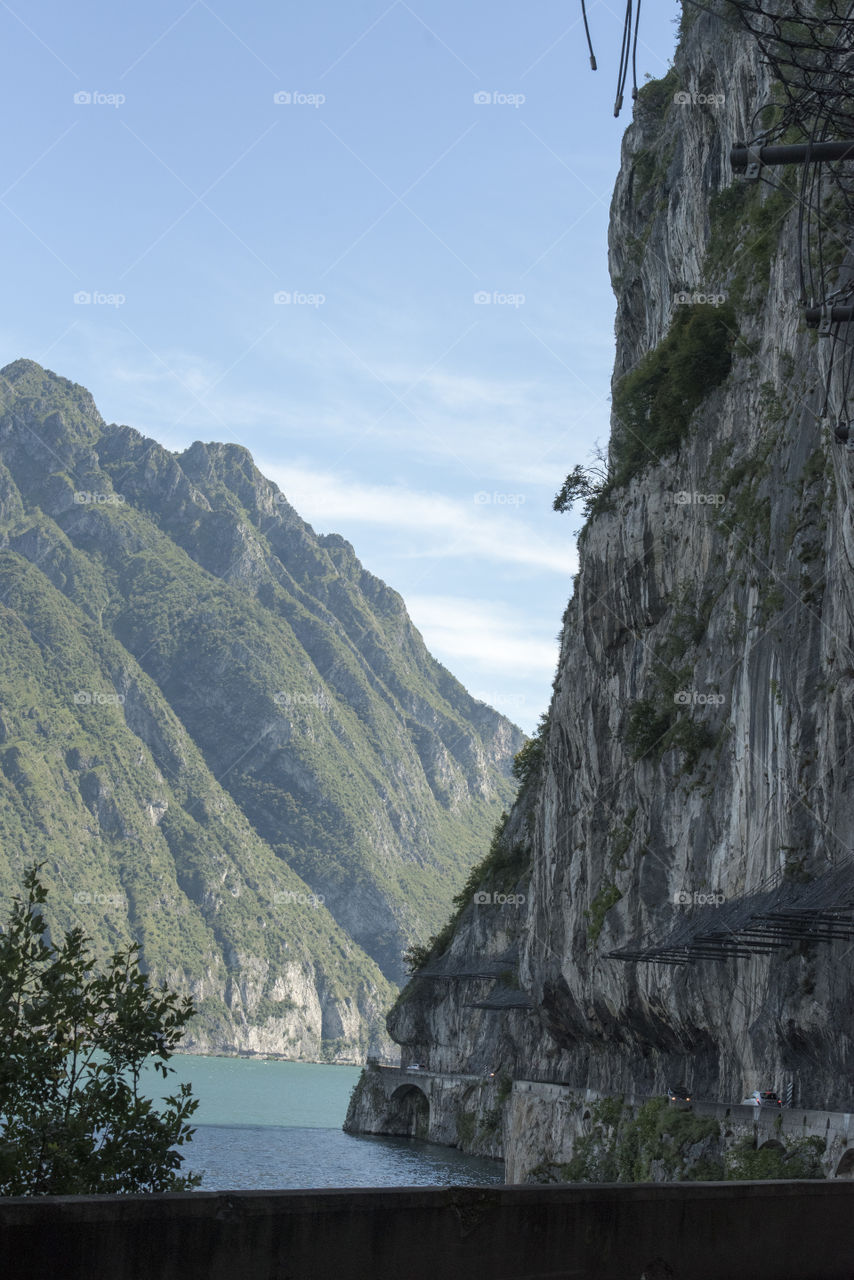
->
[{"left": 352, "top": 5, "right": 854, "bottom": 1164}]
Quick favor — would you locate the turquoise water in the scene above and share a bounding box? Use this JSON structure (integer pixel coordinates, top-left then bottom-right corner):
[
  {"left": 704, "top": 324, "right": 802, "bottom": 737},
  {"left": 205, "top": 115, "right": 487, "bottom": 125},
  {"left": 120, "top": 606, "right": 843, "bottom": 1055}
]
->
[{"left": 142, "top": 1055, "right": 503, "bottom": 1190}]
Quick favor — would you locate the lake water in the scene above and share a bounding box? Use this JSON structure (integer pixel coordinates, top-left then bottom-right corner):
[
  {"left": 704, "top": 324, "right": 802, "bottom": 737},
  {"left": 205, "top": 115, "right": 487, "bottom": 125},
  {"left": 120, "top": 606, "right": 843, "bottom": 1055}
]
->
[{"left": 143, "top": 1055, "right": 503, "bottom": 1190}]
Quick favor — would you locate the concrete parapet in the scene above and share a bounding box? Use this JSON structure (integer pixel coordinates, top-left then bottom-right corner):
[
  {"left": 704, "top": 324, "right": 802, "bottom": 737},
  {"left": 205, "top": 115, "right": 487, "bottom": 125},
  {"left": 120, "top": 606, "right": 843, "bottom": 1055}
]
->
[{"left": 2, "top": 1182, "right": 854, "bottom": 1279}]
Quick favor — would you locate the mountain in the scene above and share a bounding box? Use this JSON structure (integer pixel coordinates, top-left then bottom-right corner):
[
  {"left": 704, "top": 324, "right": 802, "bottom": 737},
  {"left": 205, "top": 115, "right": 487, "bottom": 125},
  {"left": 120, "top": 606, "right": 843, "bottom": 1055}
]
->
[
  {"left": 0, "top": 358, "right": 523, "bottom": 1060},
  {"left": 347, "top": 5, "right": 854, "bottom": 1167}
]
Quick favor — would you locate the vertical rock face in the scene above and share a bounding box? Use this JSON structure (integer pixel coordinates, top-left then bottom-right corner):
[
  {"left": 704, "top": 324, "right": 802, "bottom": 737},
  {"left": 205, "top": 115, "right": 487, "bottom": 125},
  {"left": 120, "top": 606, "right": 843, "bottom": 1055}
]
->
[{"left": 358, "top": 5, "right": 854, "bottom": 1164}]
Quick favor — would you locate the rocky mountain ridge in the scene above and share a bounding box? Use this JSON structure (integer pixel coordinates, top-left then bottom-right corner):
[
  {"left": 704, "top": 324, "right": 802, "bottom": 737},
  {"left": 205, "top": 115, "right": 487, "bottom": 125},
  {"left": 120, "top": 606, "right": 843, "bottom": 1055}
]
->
[{"left": 0, "top": 358, "right": 523, "bottom": 1059}]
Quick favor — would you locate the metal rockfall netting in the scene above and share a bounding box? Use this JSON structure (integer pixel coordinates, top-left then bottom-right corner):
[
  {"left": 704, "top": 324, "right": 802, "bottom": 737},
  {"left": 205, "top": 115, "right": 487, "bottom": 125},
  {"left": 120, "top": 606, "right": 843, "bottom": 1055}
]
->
[
  {"left": 729, "top": 0, "right": 854, "bottom": 319},
  {"left": 719, "top": 0, "right": 854, "bottom": 441},
  {"left": 581, "top": 0, "right": 854, "bottom": 429},
  {"left": 608, "top": 855, "right": 854, "bottom": 966}
]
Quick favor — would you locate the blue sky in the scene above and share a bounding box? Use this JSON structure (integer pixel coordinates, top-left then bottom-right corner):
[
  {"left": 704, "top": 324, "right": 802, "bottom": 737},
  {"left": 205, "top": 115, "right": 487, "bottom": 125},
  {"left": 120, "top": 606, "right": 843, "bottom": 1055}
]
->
[{"left": 0, "top": 0, "right": 679, "bottom": 733}]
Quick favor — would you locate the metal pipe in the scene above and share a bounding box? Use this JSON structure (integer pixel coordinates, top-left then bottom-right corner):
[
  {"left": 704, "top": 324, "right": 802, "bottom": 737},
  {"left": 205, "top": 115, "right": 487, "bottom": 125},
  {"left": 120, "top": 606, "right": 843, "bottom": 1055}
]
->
[
  {"left": 731, "top": 140, "right": 854, "bottom": 170},
  {"left": 805, "top": 306, "right": 854, "bottom": 327}
]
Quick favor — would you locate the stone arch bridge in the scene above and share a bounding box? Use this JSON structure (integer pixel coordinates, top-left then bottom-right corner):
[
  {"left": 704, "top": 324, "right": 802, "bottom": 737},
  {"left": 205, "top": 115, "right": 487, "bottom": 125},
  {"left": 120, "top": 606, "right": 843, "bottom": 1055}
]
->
[
  {"left": 343, "top": 1064, "right": 497, "bottom": 1149},
  {"left": 346, "top": 1066, "right": 854, "bottom": 1182}
]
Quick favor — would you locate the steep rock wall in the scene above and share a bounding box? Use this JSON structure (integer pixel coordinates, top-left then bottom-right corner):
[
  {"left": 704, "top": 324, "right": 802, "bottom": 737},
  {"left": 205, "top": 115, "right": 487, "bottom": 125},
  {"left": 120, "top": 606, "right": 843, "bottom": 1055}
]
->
[{"left": 349, "top": 2, "right": 854, "bottom": 1167}]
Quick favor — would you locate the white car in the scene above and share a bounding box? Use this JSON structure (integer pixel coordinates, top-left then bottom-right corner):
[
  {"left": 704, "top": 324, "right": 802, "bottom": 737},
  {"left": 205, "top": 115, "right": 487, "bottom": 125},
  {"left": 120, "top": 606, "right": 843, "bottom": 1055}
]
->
[{"left": 741, "top": 1090, "right": 782, "bottom": 1107}]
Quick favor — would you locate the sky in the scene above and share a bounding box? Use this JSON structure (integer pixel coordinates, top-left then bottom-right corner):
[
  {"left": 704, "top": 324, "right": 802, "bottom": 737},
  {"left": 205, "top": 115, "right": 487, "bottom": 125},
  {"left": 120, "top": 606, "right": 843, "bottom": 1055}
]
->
[{"left": 0, "top": 0, "right": 680, "bottom": 734}]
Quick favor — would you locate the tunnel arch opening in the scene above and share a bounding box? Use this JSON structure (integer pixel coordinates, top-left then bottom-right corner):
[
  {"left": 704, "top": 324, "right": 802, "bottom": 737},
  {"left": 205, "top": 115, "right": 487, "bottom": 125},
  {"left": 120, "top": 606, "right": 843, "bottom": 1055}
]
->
[{"left": 387, "top": 1084, "right": 430, "bottom": 1140}]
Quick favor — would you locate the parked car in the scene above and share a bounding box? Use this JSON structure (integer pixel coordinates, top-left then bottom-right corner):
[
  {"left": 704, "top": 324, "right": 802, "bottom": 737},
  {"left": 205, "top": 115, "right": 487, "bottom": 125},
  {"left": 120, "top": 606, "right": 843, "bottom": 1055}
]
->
[
  {"left": 666, "top": 1083, "right": 692, "bottom": 1109},
  {"left": 741, "top": 1090, "right": 782, "bottom": 1107}
]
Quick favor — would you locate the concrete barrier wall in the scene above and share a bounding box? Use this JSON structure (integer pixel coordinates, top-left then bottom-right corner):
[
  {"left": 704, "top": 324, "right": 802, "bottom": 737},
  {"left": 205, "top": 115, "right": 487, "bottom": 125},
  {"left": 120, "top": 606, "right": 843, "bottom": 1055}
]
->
[{"left": 2, "top": 1182, "right": 854, "bottom": 1280}]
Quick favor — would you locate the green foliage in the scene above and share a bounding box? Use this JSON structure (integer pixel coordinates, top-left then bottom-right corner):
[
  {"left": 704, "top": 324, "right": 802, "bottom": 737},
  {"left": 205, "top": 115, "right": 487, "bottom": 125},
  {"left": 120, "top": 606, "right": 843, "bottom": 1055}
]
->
[
  {"left": 480, "top": 1107, "right": 501, "bottom": 1134},
  {"left": 587, "top": 305, "right": 737, "bottom": 516},
  {"left": 634, "top": 67, "right": 681, "bottom": 121},
  {"left": 609, "top": 807, "right": 637, "bottom": 871},
  {"left": 585, "top": 881, "right": 623, "bottom": 944},
  {"left": 626, "top": 698, "right": 716, "bottom": 773},
  {"left": 456, "top": 1111, "right": 477, "bottom": 1147},
  {"left": 704, "top": 175, "right": 798, "bottom": 310},
  {"left": 756, "top": 582, "right": 786, "bottom": 626},
  {"left": 715, "top": 440, "right": 773, "bottom": 550},
  {"left": 0, "top": 865, "right": 200, "bottom": 1195},
  {"left": 553, "top": 466, "right": 607, "bottom": 520},
  {"left": 623, "top": 583, "right": 721, "bottom": 774},
  {"left": 625, "top": 699, "right": 674, "bottom": 762},
  {"left": 0, "top": 359, "right": 523, "bottom": 1050},
  {"left": 609, "top": 305, "right": 737, "bottom": 493},
  {"left": 495, "top": 1072, "right": 513, "bottom": 1105},
  {"left": 512, "top": 712, "right": 550, "bottom": 789},
  {"left": 402, "top": 943, "right": 432, "bottom": 974},
  {"left": 396, "top": 809, "right": 531, "bottom": 979},
  {"left": 591, "top": 1095, "right": 625, "bottom": 1129},
  {"left": 532, "top": 1096, "right": 723, "bottom": 1185},
  {"left": 725, "top": 1135, "right": 825, "bottom": 1181}
]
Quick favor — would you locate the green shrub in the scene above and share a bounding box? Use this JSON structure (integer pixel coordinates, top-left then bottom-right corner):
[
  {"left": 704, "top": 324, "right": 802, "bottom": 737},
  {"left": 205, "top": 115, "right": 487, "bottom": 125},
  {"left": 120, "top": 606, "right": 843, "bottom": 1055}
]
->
[
  {"left": 512, "top": 712, "right": 550, "bottom": 788},
  {"left": 626, "top": 699, "right": 673, "bottom": 761},
  {"left": 725, "top": 1135, "right": 825, "bottom": 1180},
  {"left": 586, "top": 881, "right": 623, "bottom": 944},
  {"left": 608, "top": 304, "right": 737, "bottom": 497}
]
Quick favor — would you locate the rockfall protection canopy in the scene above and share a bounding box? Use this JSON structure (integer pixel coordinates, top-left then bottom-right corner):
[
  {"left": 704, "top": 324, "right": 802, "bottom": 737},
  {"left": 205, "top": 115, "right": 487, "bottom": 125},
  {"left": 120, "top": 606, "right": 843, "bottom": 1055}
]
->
[{"left": 608, "top": 856, "right": 854, "bottom": 966}]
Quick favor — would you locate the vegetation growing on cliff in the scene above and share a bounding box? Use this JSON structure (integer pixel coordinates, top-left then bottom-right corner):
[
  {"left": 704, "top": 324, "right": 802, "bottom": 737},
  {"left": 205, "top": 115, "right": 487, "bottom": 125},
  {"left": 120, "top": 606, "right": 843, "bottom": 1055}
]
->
[
  {"left": 561, "top": 304, "right": 738, "bottom": 524},
  {"left": 609, "top": 303, "right": 737, "bottom": 494},
  {"left": 402, "top": 811, "right": 530, "bottom": 973},
  {"left": 511, "top": 712, "right": 550, "bottom": 790},
  {"left": 585, "top": 881, "right": 623, "bottom": 945},
  {"left": 527, "top": 1097, "right": 723, "bottom": 1184},
  {"left": 0, "top": 359, "right": 523, "bottom": 1052},
  {"left": 725, "top": 1135, "right": 825, "bottom": 1180},
  {"left": 623, "top": 584, "right": 722, "bottom": 774}
]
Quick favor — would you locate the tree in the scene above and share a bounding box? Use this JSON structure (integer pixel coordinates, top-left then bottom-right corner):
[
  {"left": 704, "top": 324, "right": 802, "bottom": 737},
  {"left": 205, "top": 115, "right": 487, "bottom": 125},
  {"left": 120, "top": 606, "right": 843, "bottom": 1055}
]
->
[
  {"left": 552, "top": 455, "right": 609, "bottom": 520},
  {"left": 0, "top": 864, "right": 201, "bottom": 1194},
  {"left": 552, "top": 464, "right": 596, "bottom": 514},
  {"left": 512, "top": 713, "right": 550, "bottom": 788}
]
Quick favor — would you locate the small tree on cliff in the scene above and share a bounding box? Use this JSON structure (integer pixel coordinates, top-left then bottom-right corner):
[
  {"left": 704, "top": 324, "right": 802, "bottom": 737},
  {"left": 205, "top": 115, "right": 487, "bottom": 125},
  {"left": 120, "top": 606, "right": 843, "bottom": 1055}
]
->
[{"left": 0, "top": 864, "right": 200, "bottom": 1194}]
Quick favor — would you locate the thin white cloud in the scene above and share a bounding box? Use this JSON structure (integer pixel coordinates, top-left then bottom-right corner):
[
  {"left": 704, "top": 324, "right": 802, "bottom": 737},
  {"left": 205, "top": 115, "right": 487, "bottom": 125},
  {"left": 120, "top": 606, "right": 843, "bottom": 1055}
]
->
[
  {"left": 405, "top": 593, "right": 559, "bottom": 680},
  {"left": 261, "top": 462, "right": 577, "bottom": 576}
]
